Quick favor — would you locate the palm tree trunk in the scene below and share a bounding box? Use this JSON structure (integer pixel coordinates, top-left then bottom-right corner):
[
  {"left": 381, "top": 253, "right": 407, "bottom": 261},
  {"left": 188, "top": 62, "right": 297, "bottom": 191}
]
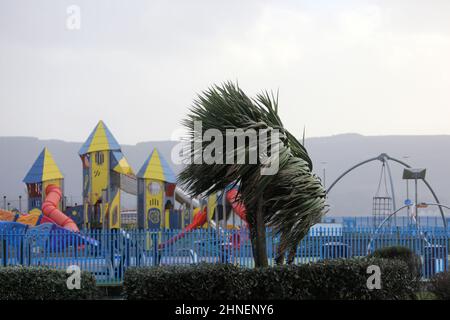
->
[
  {"left": 251, "top": 197, "right": 268, "bottom": 267},
  {"left": 287, "top": 246, "right": 297, "bottom": 265},
  {"left": 275, "top": 241, "right": 287, "bottom": 265}
]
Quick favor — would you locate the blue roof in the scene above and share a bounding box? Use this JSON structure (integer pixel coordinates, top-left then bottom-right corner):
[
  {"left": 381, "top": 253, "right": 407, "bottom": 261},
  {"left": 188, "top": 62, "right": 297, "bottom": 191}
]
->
[{"left": 23, "top": 149, "right": 45, "bottom": 183}]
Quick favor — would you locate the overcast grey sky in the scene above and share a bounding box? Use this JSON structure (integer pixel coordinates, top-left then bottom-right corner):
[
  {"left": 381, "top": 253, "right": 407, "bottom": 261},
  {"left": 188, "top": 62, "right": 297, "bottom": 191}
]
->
[{"left": 1, "top": 0, "right": 449, "bottom": 144}]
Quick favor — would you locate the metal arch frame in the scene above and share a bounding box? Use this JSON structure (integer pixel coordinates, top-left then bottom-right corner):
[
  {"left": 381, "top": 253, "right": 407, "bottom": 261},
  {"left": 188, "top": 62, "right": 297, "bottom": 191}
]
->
[
  {"left": 367, "top": 203, "right": 449, "bottom": 255},
  {"left": 366, "top": 204, "right": 409, "bottom": 255},
  {"left": 326, "top": 153, "right": 445, "bottom": 220}
]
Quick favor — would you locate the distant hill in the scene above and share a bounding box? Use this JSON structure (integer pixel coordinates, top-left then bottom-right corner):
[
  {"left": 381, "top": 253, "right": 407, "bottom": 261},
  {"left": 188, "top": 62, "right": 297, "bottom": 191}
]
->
[{"left": 1, "top": 134, "right": 449, "bottom": 216}]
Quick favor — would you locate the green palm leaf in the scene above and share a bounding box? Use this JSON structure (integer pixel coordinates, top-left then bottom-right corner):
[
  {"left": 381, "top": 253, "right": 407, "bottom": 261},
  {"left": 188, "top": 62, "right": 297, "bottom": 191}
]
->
[{"left": 179, "top": 81, "right": 327, "bottom": 256}]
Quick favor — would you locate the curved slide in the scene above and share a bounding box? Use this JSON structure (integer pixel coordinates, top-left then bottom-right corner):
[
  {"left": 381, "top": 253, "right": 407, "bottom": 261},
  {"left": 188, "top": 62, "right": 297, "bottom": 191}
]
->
[
  {"left": 159, "top": 207, "right": 207, "bottom": 249},
  {"left": 225, "top": 189, "right": 248, "bottom": 225},
  {"left": 159, "top": 188, "right": 249, "bottom": 250},
  {"left": 42, "top": 185, "right": 79, "bottom": 232}
]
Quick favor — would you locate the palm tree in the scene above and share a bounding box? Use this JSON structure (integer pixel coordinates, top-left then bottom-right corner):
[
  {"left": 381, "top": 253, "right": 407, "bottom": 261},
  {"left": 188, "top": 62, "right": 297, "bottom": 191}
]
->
[{"left": 179, "top": 82, "right": 326, "bottom": 267}]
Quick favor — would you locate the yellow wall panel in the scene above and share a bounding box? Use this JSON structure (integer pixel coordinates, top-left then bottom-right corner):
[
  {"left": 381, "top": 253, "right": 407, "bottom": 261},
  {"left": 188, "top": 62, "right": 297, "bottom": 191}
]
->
[
  {"left": 91, "top": 151, "right": 109, "bottom": 204},
  {"left": 109, "top": 191, "right": 121, "bottom": 229},
  {"left": 145, "top": 179, "right": 163, "bottom": 228}
]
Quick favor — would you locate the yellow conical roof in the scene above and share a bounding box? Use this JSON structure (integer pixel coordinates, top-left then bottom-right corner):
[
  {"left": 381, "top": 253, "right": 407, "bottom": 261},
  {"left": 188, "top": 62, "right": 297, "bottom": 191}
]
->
[
  {"left": 23, "top": 148, "right": 64, "bottom": 183},
  {"left": 137, "top": 148, "right": 176, "bottom": 183},
  {"left": 79, "top": 120, "right": 121, "bottom": 155}
]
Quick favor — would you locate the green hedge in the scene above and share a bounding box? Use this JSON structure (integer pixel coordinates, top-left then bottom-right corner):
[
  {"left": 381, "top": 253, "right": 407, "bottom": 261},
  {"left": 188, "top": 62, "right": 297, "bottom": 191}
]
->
[
  {"left": 124, "top": 258, "right": 417, "bottom": 300},
  {"left": 369, "top": 246, "right": 422, "bottom": 278},
  {"left": 0, "top": 266, "right": 99, "bottom": 300},
  {"left": 429, "top": 272, "right": 450, "bottom": 300},
  {"left": 124, "top": 264, "right": 247, "bottom": 300}
]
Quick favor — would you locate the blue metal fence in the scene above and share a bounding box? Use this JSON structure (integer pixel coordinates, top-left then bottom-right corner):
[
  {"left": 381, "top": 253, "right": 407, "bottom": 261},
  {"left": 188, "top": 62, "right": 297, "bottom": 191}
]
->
[
  {"left": 1, "top": 226, "right": 448, "bottom": 284},
  {"left": 323, "top": 215, "right": 450, "bottom": 228}
]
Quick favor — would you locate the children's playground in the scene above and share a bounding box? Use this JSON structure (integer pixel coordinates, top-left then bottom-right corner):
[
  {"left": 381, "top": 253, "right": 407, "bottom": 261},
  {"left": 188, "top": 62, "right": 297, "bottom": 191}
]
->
[{"left": 1, "top": 121, "right": 449, "bottom": 284}]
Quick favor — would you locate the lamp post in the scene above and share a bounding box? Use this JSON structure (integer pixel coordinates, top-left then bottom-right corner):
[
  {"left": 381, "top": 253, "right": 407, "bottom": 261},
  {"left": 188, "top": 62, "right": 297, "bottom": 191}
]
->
[
  {"left": 2, "top": 196, "right": 5, "bottom": 210},
  {"left": 403, "top": 156, "right": 410, "bottom": 223},
  {"left": 402, "top": 168, "right": 426, "bottom": 227}
]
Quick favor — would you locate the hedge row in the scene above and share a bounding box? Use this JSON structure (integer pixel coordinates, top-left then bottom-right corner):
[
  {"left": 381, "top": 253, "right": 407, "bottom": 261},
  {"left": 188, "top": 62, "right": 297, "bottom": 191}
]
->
[
  {"left": 124, "top": 258, "right": 418, "bottom": 300},
  {"left": 368, "top": 246, "right": 422, "bottom": 278},
  {"left": 430, "top": 271, "right": 450, "bottom": 300},
  {"left": 0, "top": 266, "right": 99, "bottom": 300}
]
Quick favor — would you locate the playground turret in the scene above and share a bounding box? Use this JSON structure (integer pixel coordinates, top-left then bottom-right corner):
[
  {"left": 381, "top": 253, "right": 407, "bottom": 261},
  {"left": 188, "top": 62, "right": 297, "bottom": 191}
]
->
[
  {"left": 23, "top": 147, "right": 64, "bottom": 214},
  {"left": 79, "top": 121, "right": 135, "bottom": 229},
  {"left": 137, "top": 148, "right": 178, "bottom": 229}
]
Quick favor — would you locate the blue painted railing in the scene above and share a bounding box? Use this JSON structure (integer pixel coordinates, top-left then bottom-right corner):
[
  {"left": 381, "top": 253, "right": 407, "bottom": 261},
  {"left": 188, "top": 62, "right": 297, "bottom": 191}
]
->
[
  {"left": 323, "top": 216, "right": 450, "bottom": 228},
  {"left": 0, "top": 227, "right": 448, "bottom": 284}
]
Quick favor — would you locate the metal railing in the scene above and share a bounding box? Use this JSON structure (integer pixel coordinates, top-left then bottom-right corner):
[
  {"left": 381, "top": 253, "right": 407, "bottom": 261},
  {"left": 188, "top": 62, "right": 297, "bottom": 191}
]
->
[
  {"left": 323, "top": 216, "right": 450, "bottom": 228},
  {"left": 0, "top": 226, "right": 448, "bottom": 284}
]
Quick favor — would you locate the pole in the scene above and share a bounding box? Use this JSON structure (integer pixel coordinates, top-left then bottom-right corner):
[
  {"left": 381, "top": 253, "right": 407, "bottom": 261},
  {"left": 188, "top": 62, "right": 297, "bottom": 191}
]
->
[
  {"left": 403, "top": 155, "right": 410, "bottom": 226},
  {"left": 2, "top": 196, "right": 5, "bottom": 210},
  {"left": 406, "top": 180, "right": 410, "bottom": 225},
  {"left": 19, "top": 196, "right": 22, "bottom": 212},
  {"left": 415, "top": 178, "right": 419, "bottom": 227}
]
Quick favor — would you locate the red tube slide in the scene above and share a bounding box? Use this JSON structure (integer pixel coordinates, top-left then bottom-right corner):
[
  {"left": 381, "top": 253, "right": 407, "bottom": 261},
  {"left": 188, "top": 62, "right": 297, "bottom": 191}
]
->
[
  {"left": 42, "top": 184, "right": 79, "bottom": 232},
  {"left": 158, "top": 207, "right": 207, "bottom": 249},
  {"left": 226, "top": 189, "right": 248, "bottom": 224},
  {"left": 159, "top": 189, "right": 249, "bottom": 250}
]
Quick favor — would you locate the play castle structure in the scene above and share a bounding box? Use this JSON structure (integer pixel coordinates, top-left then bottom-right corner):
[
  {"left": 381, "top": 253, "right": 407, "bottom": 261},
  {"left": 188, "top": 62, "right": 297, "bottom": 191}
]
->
[
  {"left": 0, "top": 121, "right": 248, "bottom": 239},
  {"left": 137, "top": 148, "right": 177, "bottom": 229},
  {"left": 79, "top": 121, "right": 135, "bottom": 230}
]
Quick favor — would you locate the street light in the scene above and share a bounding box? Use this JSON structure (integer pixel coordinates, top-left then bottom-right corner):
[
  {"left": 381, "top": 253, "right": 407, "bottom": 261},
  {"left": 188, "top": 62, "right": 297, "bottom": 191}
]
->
[
  {"left": 403, "top": 168, "right": 426, "bottom": 225},
  {"left": 402, "top": 156, "right": 410, "bottom": 222}
]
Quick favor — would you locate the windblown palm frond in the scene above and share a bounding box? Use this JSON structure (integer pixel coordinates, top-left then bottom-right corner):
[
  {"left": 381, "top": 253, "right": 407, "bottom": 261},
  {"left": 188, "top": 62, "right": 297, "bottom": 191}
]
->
[{"left": 178, "top": 82, "right": 327, "bottom": 251}]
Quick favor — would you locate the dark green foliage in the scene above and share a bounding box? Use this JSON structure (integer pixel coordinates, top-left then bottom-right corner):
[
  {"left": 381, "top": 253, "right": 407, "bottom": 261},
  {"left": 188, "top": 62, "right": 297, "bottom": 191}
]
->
[
  {"left": 178, "top": 82, "right": 327, "bottom": 253},
  {"left": 369, "top": 246, "right": 422, "bottom": 278},
  {"left": 0, "top": 266, "right": 99, "bottom": 300},
  {"left": 429, "top": 272, "right": 450, "bottom": 300},
  {"left": 124, "top": 263, "right": 248, "bottom": 300},
  {"left": 236, "top": 258, "right": 417, "bottom": 300},
  {"left": 124, "top": 259, "right": 417, "bottom": 300}
]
